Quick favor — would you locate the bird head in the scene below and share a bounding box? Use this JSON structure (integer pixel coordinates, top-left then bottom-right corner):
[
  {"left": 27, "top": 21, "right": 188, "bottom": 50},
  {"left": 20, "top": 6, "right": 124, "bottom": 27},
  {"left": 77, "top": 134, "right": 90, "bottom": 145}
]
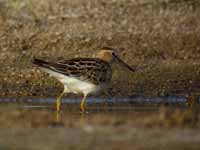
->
[{"left": 97, "top": 47, "right": 135, "bottom": 72}]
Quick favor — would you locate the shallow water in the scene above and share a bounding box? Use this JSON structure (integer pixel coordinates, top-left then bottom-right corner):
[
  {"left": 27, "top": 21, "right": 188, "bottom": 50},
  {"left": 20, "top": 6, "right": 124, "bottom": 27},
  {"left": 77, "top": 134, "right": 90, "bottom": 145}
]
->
[
  {"left": 0, "top": 96, "right": 198, "bottom": 119},
  {"left": 0, "top": 96, "right": 197, "bottom": 127},
  {"left": 0, "top": 96, "right": 198, "bottom": 127},
  {"left": 0, "top": 97, "right": 200, "bottom": 149},
  {"left": 0, "top": 101, "right": 157, "bottom": 128}
]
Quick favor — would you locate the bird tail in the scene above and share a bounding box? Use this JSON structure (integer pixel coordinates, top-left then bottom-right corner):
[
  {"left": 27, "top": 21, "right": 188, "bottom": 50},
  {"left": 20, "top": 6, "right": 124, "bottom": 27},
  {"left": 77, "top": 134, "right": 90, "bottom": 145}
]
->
[{"left": 32, "top": 58, "right": 50, "bottom": 68}]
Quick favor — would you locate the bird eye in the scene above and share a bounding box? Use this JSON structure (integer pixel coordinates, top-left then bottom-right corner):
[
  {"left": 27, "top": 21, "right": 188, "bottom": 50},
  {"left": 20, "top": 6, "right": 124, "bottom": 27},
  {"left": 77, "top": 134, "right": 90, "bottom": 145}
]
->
[{"left": 112, "top": 52, "right": 116, "bottom": 56}]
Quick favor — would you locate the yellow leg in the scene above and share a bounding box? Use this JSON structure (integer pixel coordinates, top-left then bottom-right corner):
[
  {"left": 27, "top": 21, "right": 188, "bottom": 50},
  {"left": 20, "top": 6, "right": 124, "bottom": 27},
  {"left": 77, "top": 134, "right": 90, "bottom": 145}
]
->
[
  {"left": 56, "top": 110, "right": 62, "bottom": 123},
  {"left": 56, "top": 91, "right": 65, "bottom": 112},
  {"left": 186, "top": 95, "right": 198, "bottom": 108},
  {"left": 81, "top": 94, "right": 87, "bottom": 113}
]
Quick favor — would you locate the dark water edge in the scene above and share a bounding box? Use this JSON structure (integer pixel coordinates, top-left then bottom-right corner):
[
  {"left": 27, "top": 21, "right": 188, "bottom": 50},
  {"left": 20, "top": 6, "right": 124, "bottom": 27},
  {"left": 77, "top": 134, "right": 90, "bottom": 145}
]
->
[{"left": 0, "top": 96, "right": 199, "bottom": 104}]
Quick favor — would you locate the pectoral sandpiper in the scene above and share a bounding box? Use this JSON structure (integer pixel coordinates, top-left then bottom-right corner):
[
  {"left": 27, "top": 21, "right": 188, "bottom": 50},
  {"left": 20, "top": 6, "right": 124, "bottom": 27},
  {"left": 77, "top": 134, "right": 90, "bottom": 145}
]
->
[{"left": 32, "top": 47, "right": 135, "bottom": 113}]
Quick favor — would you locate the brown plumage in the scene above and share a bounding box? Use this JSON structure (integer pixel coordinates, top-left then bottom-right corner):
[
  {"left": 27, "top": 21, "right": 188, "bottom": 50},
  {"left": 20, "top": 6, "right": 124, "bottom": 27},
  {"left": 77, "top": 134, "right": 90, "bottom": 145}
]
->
[
  {"left": 33, "top": 58, "right": 112, "bottom": 85},
  {"left": 33, "top": 47, "right": 135, "bottom": 113}
]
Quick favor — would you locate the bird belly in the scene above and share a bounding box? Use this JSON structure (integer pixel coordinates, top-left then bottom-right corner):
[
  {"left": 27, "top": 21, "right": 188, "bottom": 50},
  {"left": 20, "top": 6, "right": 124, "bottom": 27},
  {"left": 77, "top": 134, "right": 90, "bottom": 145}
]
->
[
  {"left": 39, "top": 67, "right": 100, "bottom": 95},
  {"left": 61, "top": 76, "right": 99, "bottom": 94}
]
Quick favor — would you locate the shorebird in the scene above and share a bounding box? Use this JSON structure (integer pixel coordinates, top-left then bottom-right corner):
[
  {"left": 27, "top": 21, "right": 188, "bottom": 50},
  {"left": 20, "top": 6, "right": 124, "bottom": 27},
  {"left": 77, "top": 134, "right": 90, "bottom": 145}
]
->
[{"left": 32, "top": 47, "right": 135, "bottom": 113}]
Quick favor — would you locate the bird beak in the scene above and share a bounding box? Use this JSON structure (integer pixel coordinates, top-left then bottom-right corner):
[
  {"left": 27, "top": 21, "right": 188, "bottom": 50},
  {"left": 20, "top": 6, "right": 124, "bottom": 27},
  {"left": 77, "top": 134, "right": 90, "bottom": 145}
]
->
[{"left": 114, "top": 55, "right": 135, "bottom": 72}]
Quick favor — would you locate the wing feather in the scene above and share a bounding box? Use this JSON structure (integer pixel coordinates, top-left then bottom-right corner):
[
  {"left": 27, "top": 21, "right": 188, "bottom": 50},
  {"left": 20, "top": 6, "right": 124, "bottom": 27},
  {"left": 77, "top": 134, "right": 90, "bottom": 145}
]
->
[{"left": 39, "top": 58, "right": 112, "bottom": 84}]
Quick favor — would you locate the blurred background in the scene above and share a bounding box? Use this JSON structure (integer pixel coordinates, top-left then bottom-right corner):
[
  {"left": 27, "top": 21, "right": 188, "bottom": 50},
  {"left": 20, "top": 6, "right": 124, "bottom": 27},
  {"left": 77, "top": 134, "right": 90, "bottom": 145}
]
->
[
  {"left": 0, "top": 0, "right": 200, "bottom": 149},
  {"left": 0, "top": 0, "right": 200, "bottom": 97}
]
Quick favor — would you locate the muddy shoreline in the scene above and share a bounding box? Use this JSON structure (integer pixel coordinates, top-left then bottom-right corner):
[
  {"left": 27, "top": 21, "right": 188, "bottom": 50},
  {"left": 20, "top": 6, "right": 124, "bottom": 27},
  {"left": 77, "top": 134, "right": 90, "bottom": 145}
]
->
[{"left": 0, "top": 0, "right": 200, "bottom": 97}]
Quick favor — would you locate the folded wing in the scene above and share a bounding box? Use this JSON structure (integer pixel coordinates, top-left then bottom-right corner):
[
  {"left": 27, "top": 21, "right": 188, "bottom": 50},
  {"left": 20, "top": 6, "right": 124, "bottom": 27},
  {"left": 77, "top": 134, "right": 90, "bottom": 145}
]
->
[{"left": 33, "top": 58, "right": 112, "bottom": 85}]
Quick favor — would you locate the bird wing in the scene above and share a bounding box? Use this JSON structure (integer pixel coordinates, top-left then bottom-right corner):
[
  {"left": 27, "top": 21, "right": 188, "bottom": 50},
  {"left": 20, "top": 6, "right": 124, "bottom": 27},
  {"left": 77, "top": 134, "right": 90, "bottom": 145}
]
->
[{"left": 37, "top": 58, "right": 112, "bottom": 85}]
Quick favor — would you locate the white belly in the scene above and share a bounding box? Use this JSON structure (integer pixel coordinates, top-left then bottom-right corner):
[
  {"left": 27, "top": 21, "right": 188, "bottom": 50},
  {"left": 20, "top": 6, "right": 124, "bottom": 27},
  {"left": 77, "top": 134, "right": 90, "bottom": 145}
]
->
[
  {"left": 41, "top": 68, "right": 100, "bottom": 95},
  {"left": 61, "top": 76, "right": 99, "bottom": 95}
]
